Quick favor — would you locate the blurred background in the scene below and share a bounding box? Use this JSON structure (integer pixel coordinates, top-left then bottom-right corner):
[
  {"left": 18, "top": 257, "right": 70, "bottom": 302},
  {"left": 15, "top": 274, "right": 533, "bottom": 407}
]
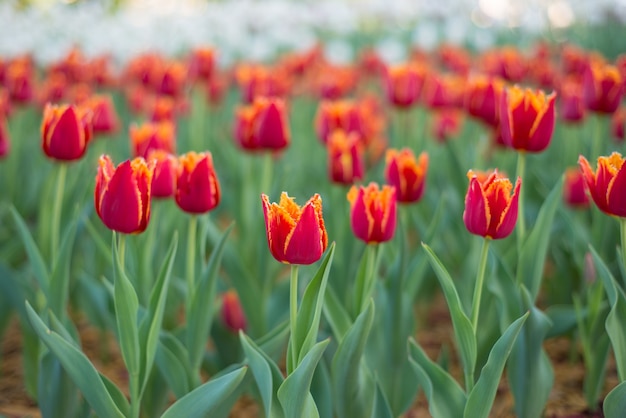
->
[{"left": 1, "top": 0, "right": 625, "bottom": 68}]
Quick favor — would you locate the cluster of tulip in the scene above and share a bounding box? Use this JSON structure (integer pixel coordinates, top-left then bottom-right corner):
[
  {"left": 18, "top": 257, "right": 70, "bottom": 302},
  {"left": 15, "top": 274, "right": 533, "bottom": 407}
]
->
[{"left": 2, "top": 36, "right": 626, "bottom": 418}]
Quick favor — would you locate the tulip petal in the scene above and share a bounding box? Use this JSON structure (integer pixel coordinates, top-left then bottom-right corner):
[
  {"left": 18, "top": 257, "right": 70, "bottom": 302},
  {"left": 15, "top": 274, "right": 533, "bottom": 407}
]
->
[
  {"left": 606, "top": 162, "right": 626, "bottom": 217},
  {"left": 284, "top": 202, "right": 324, "bottom": 265},
  {"left": 45, "top": 107, "right": 86, "bottom": 160},
  {"left": 463, "top": 177, "right": 490, "bottom": 237},
  {"left": 99, "top": 161, "right": 143, "bottom": 234},
  {"left": 493, "top": 177, "right": 521, "bottom": 239}
]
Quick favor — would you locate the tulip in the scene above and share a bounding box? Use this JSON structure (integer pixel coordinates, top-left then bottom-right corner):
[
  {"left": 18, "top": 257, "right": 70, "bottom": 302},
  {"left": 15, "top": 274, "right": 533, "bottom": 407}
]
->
[
  {"left": 423, "top": 73, "right": 465, "bottom": 109},
  {"left": 41, "top": 103, "right": 93, "bottom": 161},
  {"left": 432, "top": 110, "right": 463, "bottom": 143},
  {"left": 253, "top": 98, "right": 290, "bottom": 151},
  {"left": 583, "top": 61, "right": 623, "bottom": 114},
  {"left": 499, "top": 86, "right": 556, "bottom": 153},
  {"left": 384, "top": 63, "right": 425, "bottom": 108},
  {"left": 326, "top": 130, "right": 364, "bottom": 185},
  {"left": 5, "top": 58, "right": 34, "bottom": 104},
  {"left": 37, "top": 73, "right": 68, "bottom": 105},
  {"left": 95, "top": 155, "right": 155, "bottom": 234},
  {"left": 234, "top": 104, "right": 259, "bottom": 151},
  {"left": 612, "top": 107, "right": 625, "bottom": 142},
  {"left": 176, "top": 151, "right": 221, "bottom": 214},
  {"left": 463, "top": 170, "right": 521, "bottom": 240},
  {"left": 130, "top": 121, "right": 176, "bottom": 158},
  {"left": 464, "top": 75, "right": 503, "bottom": 127},
  {"left": 385, "top": 149, "right": 428, "bottom": 203},
  {"left": 147, "top": 149, "right": 177, "bottom": 198},
  {"left": 578, "top": 153, "right": 626, "bottom": 217},
  {"left": 148, "top": 96, "right": 177, "bottom": 123},
  {"left": 188, "top": 47, "right": 216, "bottom": 82},
  {"left": 347, "top": 183, "right": 397, "bottom": 243},
  {"left": 154, "top": 61, "right": 187, "bottom": 97},
  {"left": 261, "top": 192, "right": 328, "bottom": 265},
  {"left": 85, "top": 95, "right": 120, "bottom": 135},
  {"left": 220, "top": 290, "right": 247, "bottom": 332},
  {"left": 563, "top": 167, "right": 590, "bottom": 209},
  {"left": 315, "top": 100, "right": 362, "bottom": 144},
  {"left": 559, "top": 78, "right": 586, "bottom": 123}
]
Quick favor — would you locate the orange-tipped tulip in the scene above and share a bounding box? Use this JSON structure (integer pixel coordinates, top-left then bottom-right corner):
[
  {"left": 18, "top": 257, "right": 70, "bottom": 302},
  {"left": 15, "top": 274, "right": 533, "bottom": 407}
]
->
[
  {"left": 148, "top": 149, "right": 177, "bottom": 198},
  {"left": 315, "top": 100, "right": 362, "bottom": 144},
  {"left": 85, "top": 95, "right": 120, "bottom": 135},
  {"left": 464, "top": 75, "right": 503, "bottom": 127},
  {"left": 499, "top": 86, "right": 556, "bottom": 153},
  {"left": 41, "top": 103, "right": 93, "bottom": 161},
  {"left": 583, "top": 62, "right": 623, "bottom": 114},
  {"left": 384, "top": 63, "right": 425, "bottom": 108},
  {"left": 176, "top": 151, "right": 221, "bottom": 214},
  {"left": 347, "top": 183, "right": 397, "bottom": 243},
  {"left": 130, "top": 121, "right": 176, "bottom": 158},
  {"left": 327, "top": 130, "right": 364, "bottom": 185},
  {"left": 261, "top": 192, "right": 328, "bottom": 265},
  {"left": 563, "top": 167, "right": 589, "bottom": 209},
  {"left": 559, "top": 78, "right": 586, "bottom": 123},
  {"left": 385, "top": 149, "right": 428, "bottom": 203},
  {"left": 579, "top": 153, "right": 626, "bottom": 217},
  {"left": 463, "top": 170, "right": 521, "bottom": 239},
  {"left": 95, "top": 155, "right": 155, "bottom": 234},
  {"left": 253, "top": 98, "right": 290, "bottom": 151}
]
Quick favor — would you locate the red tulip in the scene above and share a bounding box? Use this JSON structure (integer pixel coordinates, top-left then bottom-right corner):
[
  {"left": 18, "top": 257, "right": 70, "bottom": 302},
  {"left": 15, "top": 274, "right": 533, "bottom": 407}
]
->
[
  {"left": 579, "top": 153, "right": 626, "bottom": 217},
  {"left": 261, "top": 192, "right": 328, "bottom": 265},
  {"left": 563, "top": 167, "right": 589, "bottom": 208},
  {"left": 559, "top": 78, "right": 586, "bottom": 123},
  {"left": 85, "top": 95, "right": 120, "bottom": 135},
  {"left": 347, "top": 183, "right": 397, "bottom": 243},
  {"left": 384, "top": 63, "right": 425, "bottom": 108},
  {"left": 130, "top": 121, "right": 176, "bottom": 158},
  {"left": 583, "top": 61, "right": 623, "bottom": 114},
  {"left": 463, "top": 170, "right": 521, "bottom": 239},
  {"left": 385, "top": 149, "right": 428, "bottom": 203},
  {"left": 148, "top": 149, "right": 177, "bottom": 198},
  {"left": 464, "top": 75, "right": 504, "bottom": 127},
  {"left": 253, "top": 98, "right": 290, "bottom": 151},
  {"left": 326, "top": 130, "right": 364, "bottom": 185},
  {"left": 221, "top": 290, "right": 247, "bottom": 332},
  {"left": 175, "top": 151, "right": 221, "bottom": 214},
  {"left": 41, "top": 103, "right": 93, "bottom": 161},
  {"left": 95, "top": 155, "right": 155, "bottom": 234},
  {"left": 499, "top": 86, "right": 556, "bottom": 153}
]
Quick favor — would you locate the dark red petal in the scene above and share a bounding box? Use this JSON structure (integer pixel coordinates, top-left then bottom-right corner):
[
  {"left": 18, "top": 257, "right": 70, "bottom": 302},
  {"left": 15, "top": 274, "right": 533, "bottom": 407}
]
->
[
  {"left": 606, "top": 163, "right": 626, "bottom": 216},
  {"left": 284, "top": 202, "right": 324, "bottom": 264},
  {"left": 350, "top": 188, "right": 372, "bottom": 242},
  {"left": 45, "top": 107, "right": 86, "bottom": 161},
  {"left": 99, "top": 161, "right": 143, "bottom": 233},
  {"left": 463, "top": 177, "right": 490, "bottom": 237},
  {"left": 493, "top": 177, "right": 521, "bottom": 239}
]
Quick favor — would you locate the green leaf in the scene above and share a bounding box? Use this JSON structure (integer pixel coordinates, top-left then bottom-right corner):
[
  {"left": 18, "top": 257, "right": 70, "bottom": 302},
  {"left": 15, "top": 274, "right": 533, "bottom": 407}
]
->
[
  {"left": 112, "top": 236, "right": 140, "bottom": 378},
  {"left": 506, "top": 288, "right": 554, "bottom": 418},
  {"left": 278, "top": 339, "right": 330, "bottom": 418},
  {"left": 25, "top": 302, "right": 125, "bottom": 418},
  {"left": 48, "top": 218, "right": 78, "bottom": 317},
  {"left": 292, "top": 243, "right": 335, "bottom": 367},
  {"left": 545, "top": 305, "right": 582, "bottom": 338},
  {"left": 370, "top": 378, "right": 394, "bottom": 418},
  {"left": 160, "top": 366, "right": 248, "bottom": 418},
  {"left": 603, "top": 381, "right": 626, "bottom": 418},
  {"left": 352, "top": 244, "right": 377, "bottom": 318},
  {"left": 10, "top": 206, "right": 49, "bottom": 296},
  {"left": 156, "top": 333, "right": 193, "bottom": 398},
  {"left": 256, "top": 320, "right": 290, "bottom": 360},
  {"left": 464, "top": 312, "right": 528, "bottom": 418},
  {"left": 187, "top": 223, "right": 233, "bottom": 371},
  {"left": 140, "top": 234, "right": 178, "bottom": 394},
  {"left": 100, "top": 373, "right": 131, "bottom": 417},
  {"left": 516, "top": 178, "right": 562, "bottom": 300},
  {"left": 323, "top": 284, "right": 352, "bottom": 341},
  {"left": 38, "top": 351, "right": 80, "bottom": 418},
  {"left": 408, "top": 338, "right": 466, "bottom": 418},
  {"left": 331, "top": 300, "right": 375, "bottom": 418},
  {"left": 590, "top": 245, "right": 626, "bottom": 381},
  {"left": 422, "top": 243, "right": 476, "bottom": 389},
  {"left": 240, "top": 331, "right": 286, "bottom": 418}
]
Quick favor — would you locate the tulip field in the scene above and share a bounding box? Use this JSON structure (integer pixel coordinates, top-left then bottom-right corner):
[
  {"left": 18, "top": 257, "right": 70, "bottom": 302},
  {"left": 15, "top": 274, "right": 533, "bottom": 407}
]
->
[{"left": 2, "top": 1, "right": 626, "bottom": 418}]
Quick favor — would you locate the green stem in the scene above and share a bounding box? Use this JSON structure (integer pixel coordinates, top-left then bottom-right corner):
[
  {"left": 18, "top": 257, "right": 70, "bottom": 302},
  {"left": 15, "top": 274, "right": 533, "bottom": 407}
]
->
[
  {"left": 130, "top": 373, "right": 140, "bottom": 418},
  {"left": 468, "top": 238, "right": 490, "bottom": 391},
  {"left": 260, "top": 152, "right": 273, "bottom": 196},
  {"left": 289, "top": 264, "right": 300, "bottom": 372},
  {"left": 186, "top": 215, "right": 198, "bottom": 316},
  {"left": 515, "top": 152, "right": 527, "bottom": 251},
  {"left": 50, "top": 163, "right": 67, "bottom": 263},
  {"left": 354, "top": 244, "right": 378, "bottom": 317},
  {"left": 117, "top": 233, "right": 126, "bottom": 274}
]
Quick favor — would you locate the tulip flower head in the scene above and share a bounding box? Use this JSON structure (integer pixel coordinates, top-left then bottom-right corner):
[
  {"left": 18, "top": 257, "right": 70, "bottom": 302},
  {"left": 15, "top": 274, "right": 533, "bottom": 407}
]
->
[
  {"left": 384, "top": 63, "right": 425, "bottom": 108},
  {"left": 148, "top": 149, "right": 177, "bottom": 199},
  {"left": 463, "top": 170, "right": 521, "bottom": 240},
  {"left": 261, "top": 192, "right": 328, "bottom": 265},
  {"left": 499, "top": 86, "right": 556, "bottom": 153},
  {"left": 41, "top": 103, "right": 93, "bottom": 161},
  {"left": 464, "top": 75, "right": 503, "bottom": 127},
  {"left": 563, "top": 167, "right": 590, "bottom": 209},
  {"left": 85, "top": 95, "right": 120, "bottom": 135},
  {"left": 221, "top": 290, "right": 247, "bottom": 333},
  {"left": 583, "top": 62, "right": 623, "bottom": 114},
  {"left": 579, "top": 153, "right": 626, "bottom": 217},
  {"left": 347, "top": 183, "right": 397, "bottom": 243},
  {"left": 130, "top": 121, "right": 176, "bottom": 158},
  {"left": 326, "top": 130, "right": 364, "bottom": 185},
  {"left": 385, "top": 149, "right": 428, "bottom": 203},
  {"left": 175, "top": 151, "right": 221, "bottom": 214},
  {"left": 95, "top": 155, "right": 155, "bottom": 234}
]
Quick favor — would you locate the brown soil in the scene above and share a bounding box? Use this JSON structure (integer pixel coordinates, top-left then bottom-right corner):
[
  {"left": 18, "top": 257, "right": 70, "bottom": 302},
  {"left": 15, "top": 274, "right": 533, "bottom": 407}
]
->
[{"left": 0, "top": 296, "right": 618, "bottom": 418}]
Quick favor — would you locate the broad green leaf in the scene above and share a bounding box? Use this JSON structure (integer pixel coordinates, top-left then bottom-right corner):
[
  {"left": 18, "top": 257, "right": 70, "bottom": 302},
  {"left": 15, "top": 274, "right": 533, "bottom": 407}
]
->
[
  {"left": 187, "top": 223, "right": 233, "bottom": 371},
  {"left": 323, "top": 284, "right": 352, "bottom": 341},
  {"left": 422, "top": 243, "right": 476, "bottom": 389},
  {"left": 310, "top": 358, "right": 333, "bottom": 418},
  {"left": 240, "top": 331, "right": 286, "bottom": 418},
  {"left": 545, "top": 305, "right": 583, "bottom": 338},
  {"left": 156, "top": 334, "right": 193, "bottom": 398},
  {"left": 48, "top": 218, "right": 77, "bottom": 318},
  {"left": 140, "top": 234, "right": 178, "bottom": 394},
  {"left": 506, "top": 288, "right": 554, "bottom": 418},
  {"left": 590, "top": 245, "right": 626, "bottom": 381},
  {"left": 11, "top": 206, "right": 49, "bottom": 295},
  {"left": 408, "top": 338, "right": 466, "bottom": 418},
  {"left": 331, "top": 300, "right": 375, "bottom": 418},
  {"left": 25, "top": 302, "right": 125, "bottom": 418},
  {"left": 257, "top": 320, "right": 289, "bottom": 360},
  {"left": 278, "top": 339, "right": 330, "bottom": 418},
  {"left": 38, "top": 351, "right": 80, "bottom": 418},
  {"left": 113, "top": 236, "right": 140, "bottom": 378},
  {"left": 370, "top": 378, "right": 394, "bottom": 418},
  {"left": 464, "top": 312, "right": 528, "bottom": 418},
  {"left": 603, "top": 381, "right": 626, "bottom": 418},
  {"left": 293, "top": 243, "right": 335, "bottom": 368},
  {"left": 351, "top": 244, "right": 377, "bottom": 319},
  {"left": 100, "top": 373, "right": 131, "bottom": 416},
  {"left": 516, "top": 178, "right": 562, "bottom": 300},
  {"left": 160, "top": 366, "right": 248, "bottom": 418}
]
